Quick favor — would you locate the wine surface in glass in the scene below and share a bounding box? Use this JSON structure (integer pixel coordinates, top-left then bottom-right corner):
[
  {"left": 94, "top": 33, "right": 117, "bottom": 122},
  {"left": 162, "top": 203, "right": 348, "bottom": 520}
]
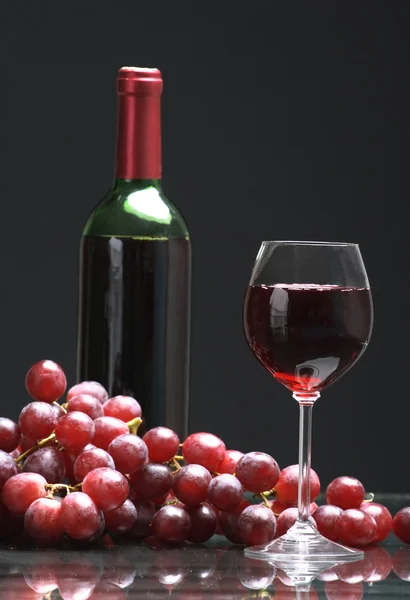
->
[{"left": 244, "top": 283, "right": 373, "bottom": 394}]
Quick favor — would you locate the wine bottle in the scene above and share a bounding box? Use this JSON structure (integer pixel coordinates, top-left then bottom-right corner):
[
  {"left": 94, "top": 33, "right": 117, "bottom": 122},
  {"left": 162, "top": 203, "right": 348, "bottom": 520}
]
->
[{"left": 76, "top": 67, "right": 191, "bottom": 438}]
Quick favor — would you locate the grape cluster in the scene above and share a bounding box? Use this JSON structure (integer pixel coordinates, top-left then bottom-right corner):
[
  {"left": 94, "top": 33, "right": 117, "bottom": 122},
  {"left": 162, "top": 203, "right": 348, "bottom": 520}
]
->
[{"left": 0, "top": 358, "right": 409, "bottom": 551}]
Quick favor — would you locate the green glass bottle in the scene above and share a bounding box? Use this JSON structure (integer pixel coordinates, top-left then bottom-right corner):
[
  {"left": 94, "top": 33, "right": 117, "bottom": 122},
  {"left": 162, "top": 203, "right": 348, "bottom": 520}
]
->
[{"left": 77, "top": 67, "right": 191, "bottom": 438}]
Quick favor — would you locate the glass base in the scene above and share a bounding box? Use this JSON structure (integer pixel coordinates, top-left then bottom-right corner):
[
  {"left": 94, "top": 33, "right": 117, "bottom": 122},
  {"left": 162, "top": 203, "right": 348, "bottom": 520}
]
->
[{"left": 244, "top": 521, "right": 363, "bottom": 574}]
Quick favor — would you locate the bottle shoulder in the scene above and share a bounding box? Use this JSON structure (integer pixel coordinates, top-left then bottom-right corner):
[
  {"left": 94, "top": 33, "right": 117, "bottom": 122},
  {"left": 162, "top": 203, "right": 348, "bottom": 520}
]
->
[{"left": 83, "top": 184, "right": 190, "bottom": 239}]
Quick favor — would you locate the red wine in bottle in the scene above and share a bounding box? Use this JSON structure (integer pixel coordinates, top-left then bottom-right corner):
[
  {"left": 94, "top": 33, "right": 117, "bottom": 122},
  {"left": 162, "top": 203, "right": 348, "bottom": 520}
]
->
[{"left": 77, "top": 67, "right": 191, "bottom": 437}]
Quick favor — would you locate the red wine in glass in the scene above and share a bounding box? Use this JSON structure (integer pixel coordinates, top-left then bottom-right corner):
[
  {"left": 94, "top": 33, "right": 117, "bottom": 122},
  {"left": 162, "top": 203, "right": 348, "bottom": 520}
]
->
[{"left": 244, "top": 283, "right": 373, "bottom": 395}]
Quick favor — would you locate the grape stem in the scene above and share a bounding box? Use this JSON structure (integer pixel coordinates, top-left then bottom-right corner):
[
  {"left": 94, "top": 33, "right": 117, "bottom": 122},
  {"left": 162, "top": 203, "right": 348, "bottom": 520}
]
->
[
  {"left": 259, "top": 493, "right": 271, "bottom": 509},
  {"left": 171, "top": 458, "right": 181, "bottom": 471},
  {"left": 127, "top": 417, "right": 142, "bottom": 435},
  {"left": 45, "top": 482, "right": 78, "bottom": 497},
  {"left": 174, "top": 455, "right": 184, "bottom": 461},
  {"left": 362, "top": 492, "right": 375, "bottom": 503},
  {"left": 15, "top": 433, "right": 56, "bottom": 464},
  {"left": 56, "top": 401, "right": 67, "bottom": 414}
]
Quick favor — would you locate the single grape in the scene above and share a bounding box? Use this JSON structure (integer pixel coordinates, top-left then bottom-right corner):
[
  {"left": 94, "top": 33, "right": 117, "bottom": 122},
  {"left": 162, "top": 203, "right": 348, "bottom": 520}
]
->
[
  {"left": 276, "top": 507, "right": 299, "bottom": 537},
  {"left": 238, "top": 504, "right": 277, "bottom": 546},
  {"left": 93, "top": 416, "right": 129, "bottom": 450},
  {"left": 25, "top": 359, "right": 67, "bottom": 403},
  {"left": 186, "top": 502, "right": 217, "bottom": 543},
  {"left": 207, "top": 473, "right": 243, "bottom": 512},
  {"left": 51, "top": 402, "right": 66, "bottom": 421},
  {"left": 67, "top": 381, "right": 108, "bottom": 405},
  {"left": 101, "top": 563, "right": 136, "bottom": 589},
  {"left": 217, "top": 449, "right": 244, "bottom": 475},
  {"left": 182, "top": 432, "right": 226, "bottom": 472},
  {"left": 24, "top": 565, "right": 58, "bottom": 594},
  {"left": 0, "top": 417, "right": 21, "bottom": 453},
  {"left": 235, "top": 452, "right": 280, "bottom": 493},
  {"left": 74, "top": 447, "right": 115, "bottom": 482},
  {"left": 82, "top": 467, "right": 129, "bottom": 511},
  {"left": 219, "top": 499, "right": 250, "bottom": 544},
  {"left": 130, "top": 463, "right": 173, "bottom": 500},
  {"left": 173, "top": 464, "right": 212, "bottom": 505},
  {"left": 314, "top": 505, "right": 343, "bottom": 541},
  {"left": 0, "top": 449, "right": 19, "bottom": 491},
  {"left": 2, "top": 472, "right": 47, "bottom": 515},
  {"left": 335, "top": 509, "right": 377, "bottom": 547},
  {"left": 0, "top": 497, "right": 24, "bottom": 540},
  {"left": 107, "top": 434, "right": 148, "bottom": 474},
  {"left": 360, "top": 502, "right": 393, "bottom": 543},
  {"left": 335, "top": 552, "right": 376, "bottom": 583},
  {"left": 89, "top": 582, "right": 126, "bottom": 599},
  {"left": 0, "top": 575, "right": 45, "bottom": 600},
  {"left": 67, "top": 393, "right": 104, "bottom": 420},
  {"left": 18, "top": 402, "right": 58, "bottom": 441},
  {"left": 237, "top": 556, "right": 276, "bottom": 590},
  {"left": 143, "top": 427, "right": 180, "bottom": 463},
  {"left": 393, "top": 507, "right": 410, "bottom": 544},
  {"left": 326, "top": 476, "right": 365, "bottom": 509},
  {"left": 57, "top": 561, "right": 101, "bottom": 600},
  {"left": 55, "top": 411, "right": 95, "bottom": 451},
  {"left": 103, "top": 395, "right": 142, "bottom": 422},
  {"left": 364, "top": 547, "right": 392, "bottom": 582},
  {"left": 22, "top": 447, "right": 65, "bottom": 483},
  {"left": 127, "top": 500, "right": 157, "bottom": 539},
  {"left": 275, "top": 464, "right": 320, "bottom": 505},
  {"left": 104, "top": 499, "right": 138, "bottom": 534},
  {"left": 24, "top": 497, "right": 64, "bottom": 544},
  {"left": 60, "top": 491, "right": 103, "bottom": 540},
  {"left": 151, "top": 505, "right": 191, "bottom": 543}
]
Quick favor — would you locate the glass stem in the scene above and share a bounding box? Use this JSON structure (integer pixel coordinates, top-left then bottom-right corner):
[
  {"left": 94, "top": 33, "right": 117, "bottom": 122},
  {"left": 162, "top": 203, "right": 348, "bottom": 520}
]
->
[{"left": 293, "top": 392, "right": 320, "bottom": 522}]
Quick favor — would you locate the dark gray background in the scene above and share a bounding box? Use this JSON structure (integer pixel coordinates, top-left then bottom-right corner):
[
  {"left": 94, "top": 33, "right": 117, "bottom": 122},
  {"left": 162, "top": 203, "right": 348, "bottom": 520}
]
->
[{"left": 0, "top": 2, "right": 408, "bottom": 492}]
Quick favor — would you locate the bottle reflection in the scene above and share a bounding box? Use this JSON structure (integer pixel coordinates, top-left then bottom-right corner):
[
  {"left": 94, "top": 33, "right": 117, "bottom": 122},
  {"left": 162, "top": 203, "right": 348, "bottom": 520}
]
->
[{"left": 0, "top": 544, "right": 403, "bottom": 598}]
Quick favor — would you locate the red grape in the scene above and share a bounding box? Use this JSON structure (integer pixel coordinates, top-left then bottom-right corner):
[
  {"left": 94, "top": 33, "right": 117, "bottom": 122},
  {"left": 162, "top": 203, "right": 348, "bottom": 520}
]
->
[
  {"left": 74, "top": 447, "right": 115, "bottom": 482},
  {"left": 2, "top": 472, "right": 47, "bottom": 515},
  {"left": 360, "top": 502, "right": 392, "bottom": 543},
  {"left": 186, "top": 502, "right": 217, "bottom": 543},
  {"left": 18, "top": 402, "right": 58, "bottom": 441},
  {"left": 151, "top": 505, "right": 191, "bottom": 543},
  {"left": 314, "top": 505, "right": 343, "bottom": 541},
  {"left": 82, "top": 467, "right": 129, "bottom": 511},
  {"left": 67, "top": 381, "right": 108, "bottom": 405},
  {"left": 238, "top": 504, "right": 276, "bottom": 546},
  {"left": 275, "top": 464, "right": 320, "bottom": 505},
  {"left": 55, "top": 411, "right": 95, "bottom": 451},
  {"left": 24, "top": 497, "right": 64, "bottom": 544},
  {"left": 0, "top": 449, "right": 19, "bottom": 490},
  {"left": 143, "top": 426, "right": 180, "bottom": 463},
  {"left": 335, "top": 552, "right": 376, "bottom": 583},
  {"left": 108, "top": 434, "right": 148, "bottom": 474},
  {"left": 104, "top": 499, "right": 138, "bottom": 534},
  {"left": 268, "top": 498, "right": 290, "bottom": 515},
  {"left": 393, "top": 507, "right": 410, "bottom": 544},
  {"left": 235, "top": 452, "right": 280, "bottom": 493},
  {"left": 237, "top": 556, "right": 276, "bottom": 590},
  {"left": 89, "top": 582, "right": 126, "bottom": 599},
  {"left": 60, "top": 491, "right": 103, "bottom": 540},
  {"left": 130, "top": 463, "right": 173, "bottom": 500},
  {"left": 173, "top": 464, "right": 212, "bottom": 505},
  {"left": 128, "top": 500, "right": 156, "bottom": 539},
  {"left": 93, "top": 416, "right": 129, "bottom": 450},
  {"left": 0, "top": 575, "right": 44, "bottom": 600},
  {"left": 326, "top": 476, "right": 365, "bottom": 510},
  {"left": 103, "top": 395, "right": 142, "bottom": 422},
  {"left": 217, "top": 449, "right": 244, "bottom": 475},
  {"left": 67, "top": 393, "right": 104, "bottom": 420},
  {"left": 207, "top": 473, "right": 243, "bottom": 512},
  {"left": 0, "top": 418, "right": 20, "bottom": 453},
  {"left": 9, "top": 447, "right": 20, "bottom": 459},
  {"left": 0, "top": 497, "right": 24, "bottom": 540},
  {"left": 22, "top": 447, "right": 65, "bottom": 483},
  {"left": 219, "top": 499, "right": 250, "bottom": 544},
  {"left": 182, "top": 432, "right": 226, "bottom": 472},
  {"left": 364, "top": 547, "right": 392, "bottom": 582},
  {"left": 25, "top": 359, "right": 67, "bottom": 403},
  {"left": 335, "top": 509, "right": 377, "bottom": 547},
  {"left": 276, "top": 507, "right": 299, "bottom": 537},
  {"left": 24, "top": 565, "right": 58, "bottom": 594}
]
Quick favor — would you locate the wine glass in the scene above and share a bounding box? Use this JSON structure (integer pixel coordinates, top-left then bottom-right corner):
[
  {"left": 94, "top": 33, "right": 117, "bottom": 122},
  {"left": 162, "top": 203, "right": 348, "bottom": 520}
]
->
[{"left": 243, "top": 241, "right": 373, "bottom": 565}]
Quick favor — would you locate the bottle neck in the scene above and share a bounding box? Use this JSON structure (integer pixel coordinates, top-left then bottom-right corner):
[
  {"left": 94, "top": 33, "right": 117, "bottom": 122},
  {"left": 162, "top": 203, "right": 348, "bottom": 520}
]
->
[
  {"left": 115, "top": 92, "right": 162, "bottom": 180},
  {"left": 112, "top": 178, "right": 162, "bottom": 193}
]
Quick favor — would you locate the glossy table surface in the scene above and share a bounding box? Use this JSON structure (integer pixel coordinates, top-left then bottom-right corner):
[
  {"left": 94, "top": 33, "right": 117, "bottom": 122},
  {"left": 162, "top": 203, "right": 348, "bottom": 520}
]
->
[{"left": 1, "top": 494, "right": 409, "bottom": 599}]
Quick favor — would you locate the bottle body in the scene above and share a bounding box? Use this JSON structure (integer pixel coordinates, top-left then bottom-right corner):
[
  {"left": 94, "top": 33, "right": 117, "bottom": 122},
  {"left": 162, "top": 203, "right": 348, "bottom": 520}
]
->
[{"left": 77, "top": 180, "right": 191, "bottom": 437}]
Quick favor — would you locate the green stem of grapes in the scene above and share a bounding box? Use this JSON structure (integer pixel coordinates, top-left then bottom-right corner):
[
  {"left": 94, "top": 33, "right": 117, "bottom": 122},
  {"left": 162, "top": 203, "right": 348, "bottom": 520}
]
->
[
  {"left": 259, "top": 493, "right": 271, "bottom": 509},
  {"left": 56, "top": 401, "right": 67, "bottom": 414},
  {"left": 174, "top": 455, "right": 184, "bottom": 461},
  {"left": 15, "top": 433, "right": 57, "bottom": 464},
  {"left": 127, "top": 417, "right": 142, "bottom": 435},
  {"left": 362, "top": 492, "right": 375, "bottom": 503},
  {"left": 171, "top": 458, "right": 181, "bottom": 471}
]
